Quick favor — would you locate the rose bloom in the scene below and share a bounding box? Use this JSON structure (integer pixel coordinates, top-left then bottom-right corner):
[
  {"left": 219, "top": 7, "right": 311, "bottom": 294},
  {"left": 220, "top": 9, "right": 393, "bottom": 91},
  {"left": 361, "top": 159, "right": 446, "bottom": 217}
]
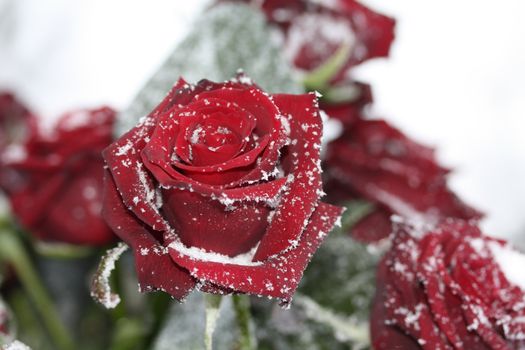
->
[
  {"left": 102, "top": 75, "right": 343, "bottom": 304},
  {"left": 0, "top": 92, "right": 36, "bottom": 151},
  {"left": 324, "top": 118, "right": 483, "bottom": 242},
  {"left": 0, "top": 106, "right": 117, "bottom": 246},
  {"left": 371, "top": 219, "right": 525, "bottom": 350},
  {"left": 220, "top": 0, "right": 395, "bottom": 81}
]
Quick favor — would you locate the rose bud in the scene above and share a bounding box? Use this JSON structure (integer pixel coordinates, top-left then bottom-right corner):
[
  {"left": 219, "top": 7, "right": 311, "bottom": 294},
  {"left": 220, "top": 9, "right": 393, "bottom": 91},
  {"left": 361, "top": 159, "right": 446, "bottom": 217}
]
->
[
  {"left": 325, "top": 119, "right": 483, "bottom": 243},
  {"left": 0, "top": 92, "right": 36, "bottom": 152},
  {"left": 218, "top": 0, "right": 395, "bottom": 87},
  {"left": 102, "top": 75, "right": 344, "bottom": 304},
  {"left": 0, "top": 107, "right": 117, "bottom": 246},
  {"left": 371, "top": 219, "right": 525, "bottom": 350}
]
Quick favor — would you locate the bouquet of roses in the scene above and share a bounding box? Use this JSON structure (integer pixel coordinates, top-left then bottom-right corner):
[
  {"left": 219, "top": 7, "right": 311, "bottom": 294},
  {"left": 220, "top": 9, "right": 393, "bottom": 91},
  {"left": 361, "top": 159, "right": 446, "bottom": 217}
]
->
[{"left": 1, "top": 1, "right": 524, "bottom": 349}]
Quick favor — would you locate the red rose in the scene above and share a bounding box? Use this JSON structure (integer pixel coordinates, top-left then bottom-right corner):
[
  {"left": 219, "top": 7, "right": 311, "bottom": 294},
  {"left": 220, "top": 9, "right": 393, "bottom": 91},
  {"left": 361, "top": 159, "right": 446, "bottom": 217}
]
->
[
  {"left": 371, "top": 220, "right": 525, "bottom": 350},
  {"left": 0, "top": 107, "right": 117, "bottom": 246},
  {"left": 102, "top": 76, "right": 343, "bottom": 304},
  {"left": 325, "top": 119, "right": 483, "bottom": 242},
  {"left": 0, "top": 92, "right": 36, "bottom": 151},
  {"left": 220, "top": 0, "right": 395, "bottom": 81}
]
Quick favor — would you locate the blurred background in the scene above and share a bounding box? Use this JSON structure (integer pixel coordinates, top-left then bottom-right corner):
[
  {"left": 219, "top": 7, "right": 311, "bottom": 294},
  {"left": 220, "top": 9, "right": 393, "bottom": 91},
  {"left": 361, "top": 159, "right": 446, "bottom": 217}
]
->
[{"left": 1, "top": 0, "right": 524, "bottom": 244}]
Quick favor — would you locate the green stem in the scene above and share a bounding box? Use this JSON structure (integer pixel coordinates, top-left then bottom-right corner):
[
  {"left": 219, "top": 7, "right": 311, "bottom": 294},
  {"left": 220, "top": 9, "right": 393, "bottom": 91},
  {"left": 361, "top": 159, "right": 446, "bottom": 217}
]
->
[
  {"left": 303, "top": 42, "right": 352, "bottom": 92},
  {"left": 204, "top": 294, "right": 222, "bottom": 350},
  {"left": 0, "top": 230, "right": 75, "bottom": 350},
  {"left": 232, "top": 295, "right": 255, "bottom": 350}
]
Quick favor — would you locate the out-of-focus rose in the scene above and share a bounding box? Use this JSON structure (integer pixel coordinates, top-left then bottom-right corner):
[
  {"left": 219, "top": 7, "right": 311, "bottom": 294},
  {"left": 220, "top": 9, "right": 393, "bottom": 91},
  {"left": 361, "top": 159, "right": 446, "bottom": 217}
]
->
[
  {"left": 102, "top": 75, "right": 343, "bottom": 303},
  {"left": 371, "top": 220, "right": 525, "bottom": 350},
  {"left": 0, "top": 107, "right": 117, "bottom": 246},
  {"left": 325, "top": 119, "right": 483, "bottom": 242},
  {"left": 0, "top": 92, "right": 36, "bottom": 152},
  {"left": 220, "top": 0, "right": 395, "bottom": 83}
]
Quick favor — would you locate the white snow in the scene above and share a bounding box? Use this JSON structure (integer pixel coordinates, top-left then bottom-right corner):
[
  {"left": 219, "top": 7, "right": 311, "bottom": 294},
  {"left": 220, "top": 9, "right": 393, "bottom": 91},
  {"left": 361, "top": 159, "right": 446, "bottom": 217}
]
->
[{"left": 169, "top": 240, "right": 262, "bottom": 267}]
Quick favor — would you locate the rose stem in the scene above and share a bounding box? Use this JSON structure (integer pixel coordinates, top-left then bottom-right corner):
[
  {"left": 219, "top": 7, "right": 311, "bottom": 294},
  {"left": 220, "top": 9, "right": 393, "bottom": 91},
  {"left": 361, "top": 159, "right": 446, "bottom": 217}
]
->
[
  {"left": 232, "top": 294, "right": 256, "bottom": 350},
  {"left": 0, "top": 229, "right": 75, "bottom": 350},
  {"left": 204, "top": 294, "right": 223, "bottom": 350}
]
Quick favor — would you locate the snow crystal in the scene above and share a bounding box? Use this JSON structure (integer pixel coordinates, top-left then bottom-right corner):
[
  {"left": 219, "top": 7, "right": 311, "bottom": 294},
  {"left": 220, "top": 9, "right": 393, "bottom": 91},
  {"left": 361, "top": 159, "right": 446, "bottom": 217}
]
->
[
  {"left": 190, "top": 125, "right": 204, "bottom": 144},
  {"left": 489, "top": 242, "right": 525, "bottom": 291},
  {"left": 279, "top": 115, "right": 291, "bottom": 136},
  {"left": 467, "top": 304, "right": 490, "bottom": 331},
  {"left": 394, "top": 304, "right": 425, "bottom": 331},
  {"left": 169, "top": 241, "right": 262, "bottom": 266},
  {"left": 115, "top": 140, "right": 135, "bottom": 156}
]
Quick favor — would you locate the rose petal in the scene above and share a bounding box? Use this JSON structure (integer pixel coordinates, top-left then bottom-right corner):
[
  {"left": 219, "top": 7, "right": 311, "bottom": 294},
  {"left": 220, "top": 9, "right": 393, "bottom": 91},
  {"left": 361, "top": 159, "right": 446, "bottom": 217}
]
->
[
  {"left": 253, "top": 92, "right": 324, "bottom": 261},
  {"left": 168, "top": 202, "right": 343, "bottom": 303},
  {"left": 102, "top": 171, "right": 195, "bottom": 299}
]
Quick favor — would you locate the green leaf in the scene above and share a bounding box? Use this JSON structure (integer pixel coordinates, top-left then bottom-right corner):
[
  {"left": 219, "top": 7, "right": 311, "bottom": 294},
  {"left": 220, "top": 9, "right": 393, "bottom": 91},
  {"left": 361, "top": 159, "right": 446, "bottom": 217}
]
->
[
  {"left": 117, "top": 3, "right": 302, "bottom": 136},
  {"left": 152, "top": 294, "right": 239, "bottom": 350}
]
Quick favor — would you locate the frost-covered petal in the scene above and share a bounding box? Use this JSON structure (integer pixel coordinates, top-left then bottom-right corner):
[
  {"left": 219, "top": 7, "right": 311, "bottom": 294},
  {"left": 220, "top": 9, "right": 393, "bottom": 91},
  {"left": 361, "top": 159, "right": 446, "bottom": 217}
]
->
[
  {"left": 102, "top": 171, "right": 195, "bottom": 299},
  {"left": 168, "top": 202, "right": 343, "bottom": 303},
  {"left": 253, "top": 92, "right": 324, "bottom": 261},
  {"left": 371, "top": 220, "right": 525, "bottom": 349}
]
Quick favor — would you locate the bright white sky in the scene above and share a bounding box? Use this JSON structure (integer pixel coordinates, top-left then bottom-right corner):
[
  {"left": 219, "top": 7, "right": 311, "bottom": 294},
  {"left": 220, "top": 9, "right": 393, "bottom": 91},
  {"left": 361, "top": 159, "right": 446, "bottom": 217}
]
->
[{"left": 0, "top": 0, "right": 524, "bottom": 244}]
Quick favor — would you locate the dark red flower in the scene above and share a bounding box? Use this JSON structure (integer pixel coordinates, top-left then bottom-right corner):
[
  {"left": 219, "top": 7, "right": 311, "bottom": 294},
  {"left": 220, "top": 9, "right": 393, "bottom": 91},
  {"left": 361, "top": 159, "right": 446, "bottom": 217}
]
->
[
  {"left": 0, "top": 92, "right": 36, "bottom": 151},
  {"left": 371, "top": 220, "right": 525, "bottom": 350},
  {"left": 325, "top": 119, "right": 483, "bottom": 242},
  {"left": 102, "top": 76, "right": 343, "bottom": 304},
  {"left": 220, "top": 0, "right": 395, "bottom": 80},
  {"left": 0, "top": 107, "right": 117, "bottom": 246}
]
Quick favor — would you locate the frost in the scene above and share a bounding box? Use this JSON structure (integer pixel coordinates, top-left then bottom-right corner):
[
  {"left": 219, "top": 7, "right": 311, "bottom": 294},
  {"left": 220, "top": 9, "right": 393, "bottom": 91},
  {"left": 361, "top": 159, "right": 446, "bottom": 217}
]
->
[
  {"left": 169, "top": 241, "right": 262, "bottom": 267},
  {"left": 393, "top": 303, "right": 425, "bottom": 331},
  {"left": 115, "top": 139, "right": 135, "bottom": 156},
  {"left": 279, "top": 115, "right": 291, "bottom": 136},
  {"left": 90, "top": 242, "right": 129, "bottom": 309}
]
